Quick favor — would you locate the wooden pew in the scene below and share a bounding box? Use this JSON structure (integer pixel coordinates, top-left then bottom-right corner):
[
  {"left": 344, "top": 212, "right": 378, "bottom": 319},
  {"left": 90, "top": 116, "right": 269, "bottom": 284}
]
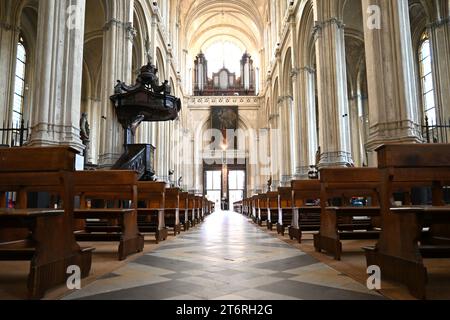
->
[
  {"left": 314, "top": 168, "right": 381, "bottom": 260},
  {"left": 365, "top": 144, "right": 450, "bottom": 299},
  {"left": 257, "top": 194, "right": 269, "bottom": 227},
  {"left": 164, "top": 188, "right": 182, "bottom": 236},
  {"left": 206, "top": 199, "right": 213, "bottom": 216},
  {"left": 241, "top": 199, "right": 246, "bottom": 216},
  {"left": 179, "top": 192, "right": 190, "bottom": 231},
  {"left": 188, "top": 194, "right": 197, "bottom": 227},
  {"left": 242, "top": 199, "right": 248, "bottom": 216},
  {"left": 195, "top": 196, "right": 202, "bottom": 224},
  {"left": 0, "top": 147, "right": 93, "bottom": 299},
  {"left": 267, "top": 192, "right": 279, "bottom": 233},
  {"left": 237, "top": 201, "right": 242, "bottom": 213},
  {"left": 137, "top": 181, "right": 168, "bottom": 244},
  {"left": 252, "top": 196, "right": 259, "bottom": 223},
  {"left": 277, "top": 188, "right": 294, "bottom": 237},
  {"left": 291, "top": 180, "right": 321, "bottom": 243},
  {"left": 73, "top": 171, "right": 144, "bottom": 261},
  {"left": 199, "top": 196, "right": 206, "bottom": 222}
]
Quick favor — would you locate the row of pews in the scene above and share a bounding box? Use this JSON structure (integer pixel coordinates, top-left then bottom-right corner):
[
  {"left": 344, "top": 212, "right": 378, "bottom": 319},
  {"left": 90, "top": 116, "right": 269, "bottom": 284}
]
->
[
  {"left": 236, "top": 144, "right": 450, "bottom": 299},
  {"left": 0, "top": 147, "right": 215, "bottom": 299}
]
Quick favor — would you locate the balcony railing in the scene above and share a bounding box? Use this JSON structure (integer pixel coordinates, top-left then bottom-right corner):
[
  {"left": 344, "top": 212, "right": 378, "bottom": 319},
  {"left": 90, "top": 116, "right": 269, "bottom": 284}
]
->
[{"left": 0, "top": 119, "right": 30, "bottom": 147}]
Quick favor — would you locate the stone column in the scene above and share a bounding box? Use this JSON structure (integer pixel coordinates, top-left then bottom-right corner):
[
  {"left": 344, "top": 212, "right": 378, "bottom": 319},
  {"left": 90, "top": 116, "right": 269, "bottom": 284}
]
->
[
  {"left": 269, "top": 116, "right": 280, "bottom": 187},
  {"left": 28, "top": 0, "right": 86, "bottom": 152},
  {"left": 279, "top": 96, "right": 293, "bottom": 185},
  {"left": 292, "top": 68, "right": 311, "bottom": 179},
  {"left": 362, "top": 0, "right": 421, "bottom": 164},
  {"left": 0, "top": 18, "right": 19, "bottom": 126},
  {"left": 428, "top": 15, "right": 450, "bottom": 126},
  {"left": 98, "top": 0, "right": 134, "bottom": 167},
  {"left": 288, "top": 9, "right": 303, "bottom": 179},
  {"left": 155, "top": 122, "right": 165, "bottom": 180},
  {"left": 299, "top": 66, "right": 318, "bottom": 170},
  {"left": 313, "top": 5, "right": 353, "bottom": 168},
  {"left": 349, "top": 94, "right": 364, "bottom": 167}
]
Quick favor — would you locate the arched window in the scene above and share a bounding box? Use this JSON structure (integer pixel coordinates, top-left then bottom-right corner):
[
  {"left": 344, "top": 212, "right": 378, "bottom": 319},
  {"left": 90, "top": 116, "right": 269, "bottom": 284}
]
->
[
  {"left": 418, "top": 32, "right": 436, "bottom": 125},
  {"left": 13, "top": 36, "right": 27, "bottom": 125}
]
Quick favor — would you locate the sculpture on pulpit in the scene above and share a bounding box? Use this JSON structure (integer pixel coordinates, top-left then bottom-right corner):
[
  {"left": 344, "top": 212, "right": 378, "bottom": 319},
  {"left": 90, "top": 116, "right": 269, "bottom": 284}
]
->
[
  {"left": 267, "top": 177, "right": 273, "bottom": 192},
  {"left": 110, "top": 58, "right": 182, "bottom": 181}
]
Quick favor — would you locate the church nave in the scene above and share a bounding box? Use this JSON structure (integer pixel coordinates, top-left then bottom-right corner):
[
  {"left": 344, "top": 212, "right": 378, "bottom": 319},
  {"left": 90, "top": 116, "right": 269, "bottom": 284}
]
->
[{"left": 63, "top": 211, "right": 382, "bottom": 301}]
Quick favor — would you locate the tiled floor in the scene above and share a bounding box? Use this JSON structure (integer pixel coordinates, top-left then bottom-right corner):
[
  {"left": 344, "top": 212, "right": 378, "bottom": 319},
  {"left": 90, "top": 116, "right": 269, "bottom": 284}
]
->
[{"left": 63, "top": 211, "right": 384, "bottom": 300}]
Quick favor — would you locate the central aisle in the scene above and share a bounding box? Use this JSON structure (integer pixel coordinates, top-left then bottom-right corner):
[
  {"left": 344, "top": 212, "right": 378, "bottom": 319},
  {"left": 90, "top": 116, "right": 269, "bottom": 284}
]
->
[{"left": 65, "top": 211, "right": 383, "bottom": 300}]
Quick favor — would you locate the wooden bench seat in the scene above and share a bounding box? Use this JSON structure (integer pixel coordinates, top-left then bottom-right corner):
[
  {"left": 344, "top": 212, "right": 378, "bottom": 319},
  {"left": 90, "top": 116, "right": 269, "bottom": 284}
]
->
[
  {"left": 137, "top": 182, "right": 168, "bottom": 244},
  {"left": 179, "top": 192, "right": 190, "bottom": 231},
  {"left": 277, "top": 188, "right": 294, "bottom": 236},
  {"left": 164, "top": 188, "right": 182, "bottom": 236},
  {"left": 74, "top": 171, "right": 144, "bottom": 261},
  {"left": 0, "top": 147, "right": 93, "bottom": 299},
  {"left": 267, "top": 192, "right": 279, "bottom": 233},
  {"left": 291, "top": 180, "right": 321, "bottom": 243},
  {"left": 188, "top": 194, "right": 197, "bottom": 227},
  {"left": 199, "top": 196, "right": 206, "bottom": 222},
  {"left": 234, "top": 201, "right": 243, "bottom": 213},
  {"left": 314, "top": 168, "right": 381, "bottom": 260},
  {"left": 364, "top": 144, "right": 450, "bottom": 299},
  {"left": 257, "top": 194, "right": 269, "bottom": 227}
]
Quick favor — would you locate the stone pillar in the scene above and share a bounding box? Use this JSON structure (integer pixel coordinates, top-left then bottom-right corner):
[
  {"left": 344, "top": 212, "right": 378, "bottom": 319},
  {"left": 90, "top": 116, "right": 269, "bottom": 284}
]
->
[
  {"left": 0, "top": 18, "right": 19, "bottom": 126},
  {"left": 362, "top": 0, "right": 421, "bottom": 164},
  {"left": 288, "top": 9, "right": 304, "bottom": 179},
  {"left": 279, "top": 96, "right": 293, "bottom": 185},
  {"left": 428, "top": 15, "right": 450, "bottom": 126},
  {"left": 349, "top": 94, "right": 364, "bottom": 167},
  {"left": 98, "top": 0, "right": 134, "bottom": 167},
  {"left": 155, "top": 122, "right": 165, "bottom": 180},
  {"left": 313, "top": 6, "right": 353, "bottom": 168},
  {"left": 269, "top": 118, "right": 280, "bottom": 188},
  {"left": 28, "top": 0, "right": 86, "bottom": 152},
  {"left": 299, "top": 66, "right": 318, "bottom": 171},
  {"left": 292, "top": 68, "right": 310, "bottom": 179}
]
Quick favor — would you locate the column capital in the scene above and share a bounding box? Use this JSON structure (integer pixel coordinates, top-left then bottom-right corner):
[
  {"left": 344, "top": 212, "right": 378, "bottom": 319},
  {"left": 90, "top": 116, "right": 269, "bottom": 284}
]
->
[
  {"left": 0, "top": 22, "right": 20, "bottom": 32},
  {"left": 313, "top": 18, "right": 345, "bottom": 39},
  {"left": 427, "top": 16, "right": 450, "bottom": 30},
  {"left": 291, "top": 68, "right": 300, "bottom": 80},
  {"left": 269, "top": 113, "right": 279, "bottom": 121},
  {"left": 126, "top": 23, "right": 137, "bottom": 42},
  {"left": 104, "top": 19, "right": 126, "bottom": 31},
  {"left": 277, "top": 96, "right": 293, "bottom": 105},
  {"left": 299, "top": 66, "right": 315, "bottom": 74}
]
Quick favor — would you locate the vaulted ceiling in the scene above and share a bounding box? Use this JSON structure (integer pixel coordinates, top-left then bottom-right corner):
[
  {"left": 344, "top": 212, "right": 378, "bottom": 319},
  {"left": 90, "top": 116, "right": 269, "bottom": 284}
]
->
[{"left": 179, "top": 0, "right": 266, "bottom": 58}]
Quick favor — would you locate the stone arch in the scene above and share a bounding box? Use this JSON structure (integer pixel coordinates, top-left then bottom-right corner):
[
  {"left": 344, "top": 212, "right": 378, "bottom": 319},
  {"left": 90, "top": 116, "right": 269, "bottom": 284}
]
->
[
  {"left": 155, "top": 47, "right": 166, "bottom": 80},
  {"left": 282, "top": 47, "right": 293, "bottom": 98}
]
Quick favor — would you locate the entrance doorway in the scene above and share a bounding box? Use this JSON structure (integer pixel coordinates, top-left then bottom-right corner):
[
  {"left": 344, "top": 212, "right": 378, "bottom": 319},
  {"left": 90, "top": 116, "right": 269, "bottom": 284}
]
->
[
  {"left": 205, "top": 170, "right": 222, "bottom": 209},
  {"left": 228, "top": 170, "right": 245, "bottom": 209},
  {"left": 204, "top": 166, "right": 246, "bottom": 211}
]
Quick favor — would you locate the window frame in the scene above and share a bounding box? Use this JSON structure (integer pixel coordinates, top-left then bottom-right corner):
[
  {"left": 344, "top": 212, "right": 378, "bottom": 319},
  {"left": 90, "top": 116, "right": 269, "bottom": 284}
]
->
[
  {"left": 12, "top": 36, "right": 27, "bottom": 125},
  {"left": 418, "top": 32, "right": 437, "bottom": 126}
]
